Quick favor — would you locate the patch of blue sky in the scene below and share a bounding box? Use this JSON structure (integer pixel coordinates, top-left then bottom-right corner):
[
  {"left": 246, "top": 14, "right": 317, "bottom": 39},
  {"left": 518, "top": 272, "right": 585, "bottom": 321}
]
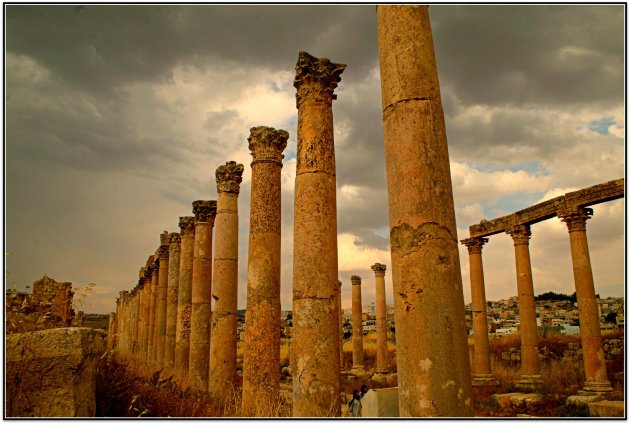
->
[
  {"left": 479, "top": 191, "right": 546, "bottom": 220},
  {"left": 588, "top": 118, "right": 615, "bottom": 135},
  {"left": 374, "top": 226, "right": 390, "bottom": 238}
]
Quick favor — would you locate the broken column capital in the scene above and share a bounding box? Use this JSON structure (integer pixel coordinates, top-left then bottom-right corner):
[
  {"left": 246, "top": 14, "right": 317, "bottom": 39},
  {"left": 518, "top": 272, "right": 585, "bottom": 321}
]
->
[
  {"left": 248, "top": 126, "right": 289, "bottom": 166},
  {"left": 168, "top": 232, "right": 181, "bottom": 250},
  {"left": 216, "top": 161, "right": 244, "bottom": 195},
  {"left": 371, "top": 263, "right": 387, "bottom": 276},
  {"left": 192, "top": 200, "right": 217, "bottom": 224},
  {"left": 557, "top": 207, "right": 593, "bottom": 232},
  {"left": 506, "top": 224, "right": 531, "bottom": 246},
  {"left": 157, "top": 244, "right": 170, "bottom": 261},
  {"left": 351, "top": 275, "right": 362, "bottom": 286},
  {"left": 294, "top": 51, "right": 346, "bottom": 108},
  {"left": 461, "top": 237, "right": 489, "bottom": 254}
]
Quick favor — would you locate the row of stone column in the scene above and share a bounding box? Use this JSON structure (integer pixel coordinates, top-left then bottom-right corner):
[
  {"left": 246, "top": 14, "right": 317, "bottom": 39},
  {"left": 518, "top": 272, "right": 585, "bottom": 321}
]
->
[
  {"left": 111, "top": 5, "right": 478, "bottom": 417},
  {"left": 111, "top": 161, "right": 245, "bottom": 397},
  {"left": 461, "top": 207, "right": 612, "bottom": 393}
]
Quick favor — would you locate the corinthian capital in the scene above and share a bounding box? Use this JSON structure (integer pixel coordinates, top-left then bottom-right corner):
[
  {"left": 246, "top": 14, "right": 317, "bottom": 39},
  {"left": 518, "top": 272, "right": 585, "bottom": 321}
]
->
[
  {"left": 461, "top": 237, "right": 489, "bottom": 254},
  {"left": 169, "top": 232, "right": 181, "bottom": 250},
  {"left": 557, "top": 207, "right": 593, "bottom": 232},
  {"left": 216, "top": 161, "right": 244, "bottom": 194},
  {"left": 505, "top": 225, "right": 531, "bottom": 246},
  {"left": 159, "top": 230, "right": 170, "bottom": 246},
  {"left": 248, "top": 126, "right": 289, "bottom": 165},
  {"left": 294, "top": 51, "right": 346, "bottom": 108},
  {"left": 179, "top": 216, "right": 195, "bottom": 237},
  {"left": 192, "top": 200, "right": 217, "bottom": 223},
  {"left": 351, "top": 275, "right": 362, "bottom": 286},
  {"left": 157, "top": 244, "right": 170, "bottom": 260},
  {"left": 371, "top": 263, "right": 387, "bottom": 276}
]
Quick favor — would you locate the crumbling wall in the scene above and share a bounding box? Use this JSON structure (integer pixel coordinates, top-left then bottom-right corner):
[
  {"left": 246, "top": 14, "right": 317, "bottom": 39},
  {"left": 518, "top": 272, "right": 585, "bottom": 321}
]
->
[{"left": 6, "top": 327, "right": 106, "bottom": 417}]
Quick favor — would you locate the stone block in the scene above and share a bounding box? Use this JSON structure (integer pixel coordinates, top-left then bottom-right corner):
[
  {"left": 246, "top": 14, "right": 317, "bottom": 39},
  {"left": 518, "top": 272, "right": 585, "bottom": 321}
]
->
[
  {"left": 361, "top": 387, "right": 399, "bottom": 417},
  {"left": 588, "top": 400, "right": 624, "bottom": 417},
  {"left": 493, "top": 393, "right": 521, "bottom": 409},
  {"left": 510, "top": 393, "right": 541, "bottom": 408},
  {"left": 6, "top": 327, "right": 106, "bottom": 417},
  {"left": 567, "top": 394, "right": 604, "bottom": 408}
]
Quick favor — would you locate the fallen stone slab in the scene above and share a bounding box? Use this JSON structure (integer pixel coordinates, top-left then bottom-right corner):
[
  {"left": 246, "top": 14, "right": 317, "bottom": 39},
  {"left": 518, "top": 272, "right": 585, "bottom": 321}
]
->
[
  {"left": 588, "top": 400, "right": 624, "bottom": 417},
  {"left": 493, "top": 393, "right": 522, "bottom": 409},
  {"left": 567, "top": 394, "right": 605, "bottom": 408},
  {"left": 510, "top": 393, "right": 541, "bottom": 408}
]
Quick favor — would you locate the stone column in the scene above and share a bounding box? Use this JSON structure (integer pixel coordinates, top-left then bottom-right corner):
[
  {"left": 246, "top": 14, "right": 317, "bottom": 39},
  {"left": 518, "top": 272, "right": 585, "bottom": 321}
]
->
[
  {"left": 558, "top": 207, "right": 612, "bottom": 392},
  {"left": 175, "top": 216, "right": 195, "bottom": 383},
  {"left": 461, "top": 237, "right": 498, "bottom": 390},
  {"left": 376, "top": 5, "right": 473, "bottom": 416},
  {"left": 338, "top": 281, "right": 344, "bottom": 370},
  {"left": 117, "top": 291, "right": 127, "bottom": 355},
  {"left": 189, "top": 200, "right": 217, "bottom": 391},
  {"left": 242, "top": 127, "right": 288, "bottom": 415},
  {"left": 165, "top": 232, "right": 181, "bottom": 371},
  {"left": 292, "top": 51, "right": 345, "bottom": 417},
  {"left": 156, "top": 232, "right": 170, "bottom": 369},
  {"left": 371, "top": 263, "right": 390, "bottom": 375},
  {"left": 132, "top": 287, "right": 140, "bottom": 357},
  {"left": 149, "top": 260, "right": 159, "bottom": 363},
  {"left": 209, "top": 161, "right": 244, "bottom": 395},
  {"left": 506, "top": 224, "right": 542, "bottom": 390},
  {"left": 350, "top": 275, "right": 365, "bottom": 374},
  {"left": 140, "top": 268, "right": 152, "bottom": 362}
]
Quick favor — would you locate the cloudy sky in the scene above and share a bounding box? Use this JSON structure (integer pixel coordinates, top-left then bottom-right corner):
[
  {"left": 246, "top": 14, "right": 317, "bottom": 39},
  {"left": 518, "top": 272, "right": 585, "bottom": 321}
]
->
[{"left": 5, "top": 5, "right": 625, "bottom": 314}]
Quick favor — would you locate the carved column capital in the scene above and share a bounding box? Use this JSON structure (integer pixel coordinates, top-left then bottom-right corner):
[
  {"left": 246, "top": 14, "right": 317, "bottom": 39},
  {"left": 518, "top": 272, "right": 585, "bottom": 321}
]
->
[
  {"left": 558, "top": 207, "right": 593, "bottom": 232},
  {"left": 506, "top": 224, "right": 531, "bottom": 246},
  {"left": 192, "top": 200, "right": 217, "bottom": 224},
  {"left": 157, "top": 244, "right": 170, "bottom": 260},
  {"left": 294, "top": 51, "right": 346, "bottom": 108},
  {"left": 351, "top": 275, "right": 362, "bottom": 286},
  {"left": 248, "top": 126, "right": 289, "bottom": 166},
  {"left": 371, "top": 263, "right": 387, "bottom": 277},
  {"left": 216, "top": 161, "right": 244, "bottom": 194},
  {"left": 179, "top": 216, "right": 195, "bottom": 237},
  {"left": 461, "top": 237, "right": 489, "bottom": 254},
  {"left": 159, "top": 230, "right": 170, "bottom": 246},
  {"left": 168, "top": 232, "right": 181, "bottom": 250}
]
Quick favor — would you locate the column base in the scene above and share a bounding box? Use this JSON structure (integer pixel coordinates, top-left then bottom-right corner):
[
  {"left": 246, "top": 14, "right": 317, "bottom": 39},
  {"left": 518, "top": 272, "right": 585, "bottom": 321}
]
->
[
  {"left": 515, "top": 374, "right": 542, "bottom": 392},
  {"left": 581, "top": 379, "right": 613, "bottom": 393},
  {"left": 472, "top": 375, "right": 500, "bottom": 398}
]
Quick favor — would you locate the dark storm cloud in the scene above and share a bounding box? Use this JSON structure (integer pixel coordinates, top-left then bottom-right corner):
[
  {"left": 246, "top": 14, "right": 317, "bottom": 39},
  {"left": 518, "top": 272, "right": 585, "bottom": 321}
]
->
[
  {"left": 430, "top": 5, "right": 624, "bottom": 108},
  {"left": 6, "top": 5, "right": 378, "bottom": 96}
]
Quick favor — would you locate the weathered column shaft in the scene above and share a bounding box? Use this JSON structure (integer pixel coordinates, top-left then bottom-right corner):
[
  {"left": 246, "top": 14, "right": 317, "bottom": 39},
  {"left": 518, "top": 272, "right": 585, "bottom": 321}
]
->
[
  {"left": 242, "top": 128, "right": 288, "bottom": 415},
  {"left": 147, "top": 266, "right": 159, "bottom": 365},
  {"left": 338, "top": 281, "right": 344, "bottom": 368},
  {"left": 506, "top": 225, "right": 541, "bottom": 383},
  {"left": 209, "top": 161, "right": 243, "bottom": 395},
  {"left": 165, "top": 232, "right": 181, "bottom": 370},
  {"left": 108, "top": 312, "right": 116, "bottom": 350},
  {"left": 189, "top": 201, "right": 217, "bottom": 391},
  {"left": 372, "top": 264, "right": 390, "bottom": 373},
  {"left": 559, "top": 207, "right": 611, "bottom": 392},
  {"left": 292, "top": 51, "right": 345, "bottom": 417},
  {"left": 116, "top": 292, "right": 126, "bottom": 354},
  {"left": 156, "top": 233, "right": 170, "bottom": 369},
  {"left": 351, "top": 276, "right": 365, "bottom": 370},
  {"left": 461, "top": 237, "right": 495, "bottom": 381},
  {"left": 141, "top": 273, "right": 152, "bottom": 361},
  {"left": 132, "top": 289, "right": 140, "bottom": 356},
  {"left": 376, "top": 5, "right": 473, "bottom": 416},
  {"left": 175, "top": 216, "right": 195, "bottom": 383}
]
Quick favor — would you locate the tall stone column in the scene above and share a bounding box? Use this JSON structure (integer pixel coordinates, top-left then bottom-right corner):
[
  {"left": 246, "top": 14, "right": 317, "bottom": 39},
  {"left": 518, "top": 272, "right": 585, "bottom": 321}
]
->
[
  {"left": 338, "top": 281, "right": 344, "bottom": 370},
  {"left": 141, "top": 268, "right": 152, "bottom": 362},
  {"left": 209, "top": 161, "right": 244, "bottom": 395},
  {"left": 149, "top": 260, "right": 159, "bottom": 363},
  {"left": 147, "top": 262, "right": 158, "bottom": 366},
  {"left": 175, "top": 216, "right": 195, "bottom": 383},
  {"left": 242, "top": 127, "right": 288, "bottom": 415},
  {"left": 156, "top": 232, "right": 170, "bottom": 369},
  {"left": 117, "top": 291, "right": 127, "bottom": 355},
  {"left": 131, "top": 288, "right": 140, "bottom": 357},
  {"left": 558, "top": 207, "right": 612, "bottom": 392},
  {"left": 136, "top": 271, "right": 147, "bottom": 359},
  {"left": 189, "top": 200, "right": 217, "bottom": 391},
  {"left": 371, "top": 263, "right": 390, "bottom": 374},
  {"left": 506, "top": 225, "right": 542, "bottom": 390},
  {"left": 165, "top": 232, "right": 181, "bottom": 370},
  {"left": 350, "top": 275, "right": 365, "bottom": 374},
  {"left": 292, "top": 51, "right": 345, "bottom": 417},
  {"left": 376, "top": 5, "right": 473, "bottom": 416},
  {"left": 461, "top": 237, "right": 498, "bottom": 390}
]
